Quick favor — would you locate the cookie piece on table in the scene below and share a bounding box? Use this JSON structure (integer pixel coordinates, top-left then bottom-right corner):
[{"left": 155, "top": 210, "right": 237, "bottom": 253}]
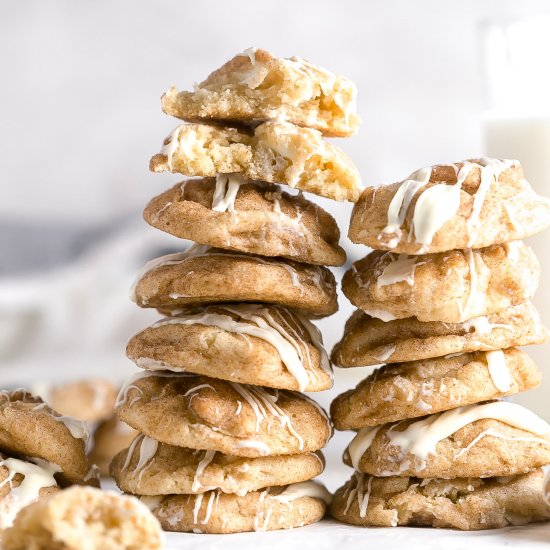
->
[
  {"left": 145, "top": 480, "right": 331, "bottom": 534},
  {"left": 332, "top": 302, "right": 547, "bottom": 367},
  {"left": 342, "top": 242, "right": 539, "bottom": 323},
  {"left": 111, "top": 434, "right": 324, "bottom": 496},
  {"left": 3, "top": 486, "right": 162, "bottom": 550},
  {"left": 0, "top": 453, "right": 60, "bottom": 530},
  {"left": 161, "top": 48, "right": 360, "bottom": 137},
  {"left": 89, "top": 416, "right": 138, "bottom": 477},
  {"left": 126, "top": 303, "right": 332, "bottom": 392},
  {"left": 144, "top": 178, "right": 346, "bottom": 266},
  {"left": 343, "top": 401, "right": 550, "bottom": 478},
  {"left": 0, "top": 390, "right": 94, "bottom": 485},
  {"left": 331, "top": 348, "right": 541, "bottom": 429},
  {"left": 330, "top": 470, "right": 550, "bottom": 530},
  {"left": 350, "top": 158, "right": 550, "bottom": 253},
  {"left": 115, "top": 373, "right": 331, "bottom": 457},
  {"left": 131, "top": 245, "right": 337, "bottom": 318},
  {"left": 150, "top": 122, "right": 361, "bottom": 202}
]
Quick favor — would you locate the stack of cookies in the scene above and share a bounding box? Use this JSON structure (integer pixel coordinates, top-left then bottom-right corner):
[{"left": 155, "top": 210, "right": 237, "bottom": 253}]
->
[
  {"left": 330, "top": 159, "right": 550, "bottom": 529},
  {"left": 111, "top": 49, "right": 362, "bottom": 534}
]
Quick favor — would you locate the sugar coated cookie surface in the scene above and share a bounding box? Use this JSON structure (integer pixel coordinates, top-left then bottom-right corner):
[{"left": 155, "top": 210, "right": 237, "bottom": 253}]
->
[
  {"left": 131, "top": 245, "right": 337, "bottom": 318},
  {"left": 342, "top": 242, "right": 539, "bottom": 323},
  {"left": 350, "top": 158, "right": 550, "bottom": 253},
  {"left": 115, "top": 373, "right": 331, "bottom": 457},
  {"left": 143, "top": 178, "right": 346, "bottom": 266},
  {"left": 3, "top": 486, "right": 163, "bottom": 550},
  {"left": 112, "top": 435, "right": 324, "bottom": 496},
  {"left": 161, "top": 48, "right": 360, "bottom": 137},
  {"left": 127, "top": 303, "right": 333, "bottom": 392},
  {"left": 331, "top": 348, "right": 541, "bottom": 429},
  {"left": 332, "top": 302, "right": 547, "bottom": 367},
  {"left": 0, "top": 390, "right": 93, "bottom": 485},
  {"left": 145, "top": 480, "right": 331, "bottom": 533},
  {"left": 150, "top": 121, "right": 361, "bottom": 201},
  {"left": 331, "top": 470, "right": 550, "bottom": 530},
  {"left": 343, "top": 401, "right": 550, "bottom": 478}
]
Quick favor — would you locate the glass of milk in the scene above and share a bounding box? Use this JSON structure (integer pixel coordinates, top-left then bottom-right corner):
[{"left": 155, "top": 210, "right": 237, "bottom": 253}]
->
[{"left": 481, "top": 15, "right": 550, "bottom": 419}]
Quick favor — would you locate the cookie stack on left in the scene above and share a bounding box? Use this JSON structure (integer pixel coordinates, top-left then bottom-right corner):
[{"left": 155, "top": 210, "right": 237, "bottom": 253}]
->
[{"left": 111, "top": 48, "right": 362, "bottom": 534}]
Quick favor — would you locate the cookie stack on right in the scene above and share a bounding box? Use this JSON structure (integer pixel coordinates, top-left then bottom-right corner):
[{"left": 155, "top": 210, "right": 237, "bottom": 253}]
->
[
  {"left": 111, "top": 49, "right": 362, "bottom": 534},
  {"left": 330, "top": 158, "right": 550, "bottom": 530}
]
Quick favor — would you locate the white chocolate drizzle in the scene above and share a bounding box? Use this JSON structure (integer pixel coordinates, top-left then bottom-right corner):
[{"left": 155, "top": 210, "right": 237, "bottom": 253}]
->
[
  {"left": 212, "top": 174, "right": 247, "bottom": 212},
  {"left": 379, "top": 158, "right": 516, "bottom": 250},
  {"left": 234, "top": 440, "right": 270, "bottom": 455},
  {"left": 466, "top": 158, "right": 515, "bottom": 246},
  {"left": 161, "top": 125, "right": 183, "bottom": 170},
  {"left": 348, "top": 401, "right": 550, "bottom": 473},
  {"left": 192, "top": 450, "right": 216, "bottom": 492},
  {"left": 348, "top": 426, "right": 381, "bottom": 470},
  {"left": 155, "top": 304, "right": 330, "bottom": 392},
  {"left": 239, "top": 47, "right": 257, "bottom": 64},
  {"left": 342, "top": 472, "right": 373, "bottom": 518},
  {"left": 373, "top": 344, "right": 396, "bottom": 363},
  {"left": 410, "top": 163, "right": 468, "bottom": 249},
  {"left": 379, "top": 167, "right": 432, "bottom": 247},
  {"left": 485, "top": 350, "right": 512, "bottom": 392},
  {"left": 229, "top": 383, "right": 304, "bottom": 450},
  {"left": 271, "top": 480, "right": 332, "bottom": 505},
  {"left": 453, "top": 427, "right": 549, "bottom": 459},
  {"left": 31, "top": 403, "right": 89, "bottom": 448},
  {"left": 140, "top": 495, "right": 163, "bottom": 512},
  {"left": 0, "top": 456, "right": 59, "bottom": 528},
  {"left": 376, "top": 254, "right": 418, "bottom": 288},
  {"left": 362, "top": 308, "right": 397, "bottom": 322},
  {"left": 121, "top": 434, "right": 159, "bottom": 480}
]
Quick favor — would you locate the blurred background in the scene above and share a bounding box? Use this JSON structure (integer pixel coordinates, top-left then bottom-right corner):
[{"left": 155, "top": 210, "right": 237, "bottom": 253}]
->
[{"left": 2, "top": 0, "right": 550, "bottom": 488}]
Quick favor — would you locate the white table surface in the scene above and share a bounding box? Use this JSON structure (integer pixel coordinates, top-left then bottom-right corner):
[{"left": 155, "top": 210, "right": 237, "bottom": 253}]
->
[{"left": 162, "top": 520, "right": 550, "bottom": 550}]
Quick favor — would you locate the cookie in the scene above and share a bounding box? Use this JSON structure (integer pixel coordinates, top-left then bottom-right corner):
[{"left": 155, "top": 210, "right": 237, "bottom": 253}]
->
[
  {"left": 342, "top": 242, "right": 539, "bottom": 322},
  {"left": 332, "top": 302, "right": 547, "bottom": 367},
  {"left": 89, "top": 416, "right": 138, "bottom": 477},
  {"left": 143, "top": 178, "right": 346, "bottom": 266},
  {"left": 46, "top": 379, "right": 118, "bottom": 423},
  {"left": 150, "top": 122, "right": 361, "bottom": 202},
  {"left": 331, "top": 348, "right": 541, "bottom": 430},
  {"left": 0, "top": 390, "right": 93, "bottom": 485},
  {"left": 144, "top": 480, "right": 331, "bottom": 533},
  {"left": 126, "top": 304, "right": 332, "bottom": 392},
  {"left": 0, "top": 453, "right": 60, "bottom": 530},
  {"left": 344, "top": 401, "right": 550, "bottom": 478},
  {"left": 111, "top": 434, "right": 324, "bottom": 496},
  {"left": 161, "top": 48, "right": 359, "bottom": 137},
  {"left": 331, "top": 470, "right": 550, "bottom": 530},
  {"left": 349, "top": 158, "right": 550, "bottom": 253},
  {"left": 3, "top": 486, "right": 163, "bottom": 550},
  {"left": 131, "top": 245, "right": 337, "bottom": 318},
  {"left": 115, "top": 372, "right": 332, "bottom": 457}
]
